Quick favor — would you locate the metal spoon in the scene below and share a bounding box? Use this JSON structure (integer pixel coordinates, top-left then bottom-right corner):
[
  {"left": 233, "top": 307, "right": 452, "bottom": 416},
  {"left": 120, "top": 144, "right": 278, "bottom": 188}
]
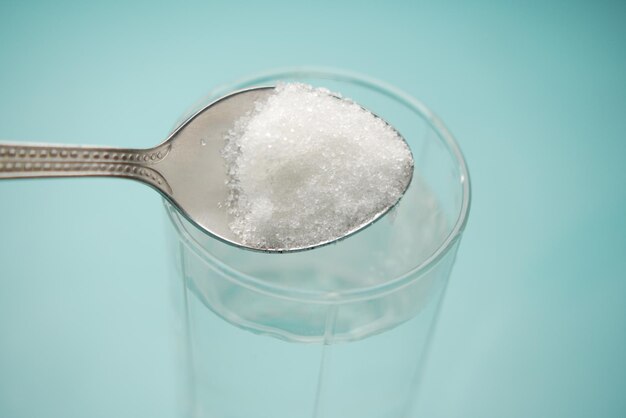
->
[{"left": 0, "top": 86, "right": 413, "bottom": 253}]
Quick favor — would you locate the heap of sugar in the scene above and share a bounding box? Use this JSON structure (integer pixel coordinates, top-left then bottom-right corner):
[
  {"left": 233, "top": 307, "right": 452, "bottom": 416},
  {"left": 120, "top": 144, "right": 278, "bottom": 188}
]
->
[{"left": 222, "top": 82, "right": 413, "bottom": 250}]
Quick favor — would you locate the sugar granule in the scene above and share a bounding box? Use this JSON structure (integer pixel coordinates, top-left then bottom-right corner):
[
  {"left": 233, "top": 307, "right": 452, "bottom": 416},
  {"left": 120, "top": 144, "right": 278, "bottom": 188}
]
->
[{"left": 222, "top": 82, "right": 413, "bottom": 249}]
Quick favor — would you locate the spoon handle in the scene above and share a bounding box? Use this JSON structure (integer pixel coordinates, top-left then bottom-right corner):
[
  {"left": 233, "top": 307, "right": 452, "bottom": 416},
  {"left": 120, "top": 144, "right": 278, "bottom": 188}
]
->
[{"left": 0, "top": 142, "right": 172, "bottom": 194}]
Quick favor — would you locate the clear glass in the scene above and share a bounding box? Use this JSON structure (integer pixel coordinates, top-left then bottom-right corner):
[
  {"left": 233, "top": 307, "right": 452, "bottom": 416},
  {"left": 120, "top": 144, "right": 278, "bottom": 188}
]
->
[{"left": 165, "top": 68, "right": 471, "bottom": 418}]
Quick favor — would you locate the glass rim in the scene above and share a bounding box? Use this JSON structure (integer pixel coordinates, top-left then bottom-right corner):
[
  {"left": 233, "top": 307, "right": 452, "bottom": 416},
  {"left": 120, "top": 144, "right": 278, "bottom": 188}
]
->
[{"left": 165, "top": 66, "right": 471, "bottom": 304}]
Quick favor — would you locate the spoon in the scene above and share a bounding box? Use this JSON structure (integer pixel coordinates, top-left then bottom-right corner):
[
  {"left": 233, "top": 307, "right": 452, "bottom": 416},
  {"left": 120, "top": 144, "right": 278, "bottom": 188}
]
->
[{"left": 0, "top": 86, "right": 413, "bottom": 253}]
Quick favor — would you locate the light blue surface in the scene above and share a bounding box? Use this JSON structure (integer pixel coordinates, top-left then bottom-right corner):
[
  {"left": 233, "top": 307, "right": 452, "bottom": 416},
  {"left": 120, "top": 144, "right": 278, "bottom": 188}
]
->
[{"left": 1, "top": 1, "right": 624, "bottom": 417}]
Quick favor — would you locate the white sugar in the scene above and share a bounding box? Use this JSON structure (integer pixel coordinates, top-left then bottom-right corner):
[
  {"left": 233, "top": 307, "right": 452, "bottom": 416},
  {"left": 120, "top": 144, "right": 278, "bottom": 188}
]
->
[{"left": 222, "top": 82, "right": 413, "bottom": 250}]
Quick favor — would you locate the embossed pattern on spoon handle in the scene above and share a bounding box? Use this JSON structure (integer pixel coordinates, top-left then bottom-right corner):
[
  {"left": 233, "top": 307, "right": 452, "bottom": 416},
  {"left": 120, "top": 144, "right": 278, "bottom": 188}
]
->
[{"left": 0, "top": 142, "right": 172, "bottom": 194}]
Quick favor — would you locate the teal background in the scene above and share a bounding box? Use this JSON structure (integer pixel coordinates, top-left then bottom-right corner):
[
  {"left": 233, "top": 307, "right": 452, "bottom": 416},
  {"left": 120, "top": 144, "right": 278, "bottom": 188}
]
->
[{"left": 1, "top": 1, "right": 625, "bottom": 417}]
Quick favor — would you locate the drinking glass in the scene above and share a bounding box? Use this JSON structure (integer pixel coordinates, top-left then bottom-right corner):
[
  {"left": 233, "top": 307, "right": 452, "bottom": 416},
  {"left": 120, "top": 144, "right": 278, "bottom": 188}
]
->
[{"left": 165, "top": 68, "right": 471, "bottom": 418}]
